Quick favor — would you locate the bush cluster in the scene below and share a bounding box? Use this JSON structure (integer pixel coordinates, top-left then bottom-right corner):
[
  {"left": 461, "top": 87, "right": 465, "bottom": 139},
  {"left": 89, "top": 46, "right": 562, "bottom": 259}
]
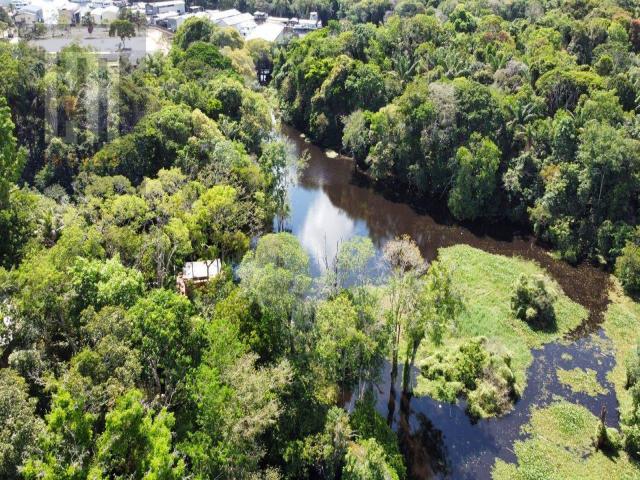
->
[
  {"left": 511, "top": 275, "right": 556, "bottom": 330},
  {"left": 420, "top": 337, "right": 517, "bottom": 418}
]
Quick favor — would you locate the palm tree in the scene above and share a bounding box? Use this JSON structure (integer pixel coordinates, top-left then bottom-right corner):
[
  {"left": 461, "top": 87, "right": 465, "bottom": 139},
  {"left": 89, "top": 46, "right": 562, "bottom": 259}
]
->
[
  {"left": 507, "top": 102, "right": 540, "bottom": 150},
  {"left": 392, "top": 52, "right": 418, "bottom": 85}
]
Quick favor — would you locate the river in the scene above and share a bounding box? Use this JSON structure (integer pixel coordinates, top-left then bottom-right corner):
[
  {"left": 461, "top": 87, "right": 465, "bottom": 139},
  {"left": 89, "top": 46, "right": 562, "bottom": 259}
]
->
[{"left": 275, "top": 124, "right": 616, "bottom": 479}]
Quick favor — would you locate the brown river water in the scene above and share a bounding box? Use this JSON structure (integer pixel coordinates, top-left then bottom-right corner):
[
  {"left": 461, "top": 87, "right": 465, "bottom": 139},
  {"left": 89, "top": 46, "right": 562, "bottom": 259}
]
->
[{"left": 276, "top": 124, "right": 616, "bottom": 479}]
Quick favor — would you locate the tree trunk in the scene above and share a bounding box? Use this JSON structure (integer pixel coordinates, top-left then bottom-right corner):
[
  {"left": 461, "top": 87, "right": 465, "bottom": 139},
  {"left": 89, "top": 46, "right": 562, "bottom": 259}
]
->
[
  {"left": 402, "top": 340, "right": 420, "bottom": 393},
  {"left": 390, "top": 320, "right": 402, "bottom": 386},
  {"left": 391, "top": 344, "right": 399, "bottom": 388}
]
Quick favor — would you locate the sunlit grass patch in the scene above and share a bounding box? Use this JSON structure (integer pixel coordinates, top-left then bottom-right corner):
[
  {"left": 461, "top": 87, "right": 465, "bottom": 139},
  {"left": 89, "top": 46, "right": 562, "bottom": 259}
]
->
[
  {"left": 492, "top": 401, "right": 640, "bottom": 480},
  {"left": 561, "top": 352, "right": 574, "bottom": 361},
  {"left": 415, "top": 245, "right": 587, "bottom": 403},
  {"left": 603, "top": 281, "right": 640, "bottom": 416},
  {"left": 557, "top": 367, "right": 608, "bottom": 396}
]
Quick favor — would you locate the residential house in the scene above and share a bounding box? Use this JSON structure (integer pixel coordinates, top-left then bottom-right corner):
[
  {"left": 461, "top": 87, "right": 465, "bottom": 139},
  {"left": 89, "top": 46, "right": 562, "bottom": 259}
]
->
[
  {"left": 176, "top": 260, "right": 222, "bottom": 295},
  {"left": 14, "top": 4, "right": 43, "bottom": 25},
  {"left": 90, "top": 4, "right": 117, "bottom": 23}
]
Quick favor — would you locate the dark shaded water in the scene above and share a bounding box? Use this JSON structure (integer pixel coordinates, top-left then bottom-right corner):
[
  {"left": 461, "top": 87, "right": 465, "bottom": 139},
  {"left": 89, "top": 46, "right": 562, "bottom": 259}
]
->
[{"left": 276, "top": 124, "right": 616, "bottom": 479}]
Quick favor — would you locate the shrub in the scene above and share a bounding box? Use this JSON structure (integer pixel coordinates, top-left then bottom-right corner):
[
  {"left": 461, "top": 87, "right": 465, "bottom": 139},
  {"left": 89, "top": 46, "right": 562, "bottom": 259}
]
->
[
  {"left": 623, "top": 343, "right": 640, "bottom": 458},
  {"left": 511, "top": 275, "right": 556, "bottom": 329},
  {"left": 616, "top": 242, "right": 640, "bottom": 296},
  {"left": 421, "top": 337, "right": 517, "bottom": 418},
  {"left": 626, "top": 344, "right": 640, "bottom": 389},
  {"left": 467, "top": 383, "right": 499, "bottom": 418},
  {"left": 622, "top": 407, "right": 640, "bottom": 459}
]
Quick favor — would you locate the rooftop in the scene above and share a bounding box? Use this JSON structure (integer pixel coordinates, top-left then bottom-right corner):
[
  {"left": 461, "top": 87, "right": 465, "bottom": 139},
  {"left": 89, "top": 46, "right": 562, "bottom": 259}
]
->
[
  {"left": 18, "top": 3, "right": 43, "bottom": 13},
  {"left": 205, "top": 8, "right": 240, "bottom": 21},
  {"left": 182, "top": 260, "right": 221, "bottom": 280},
  {"left": 148, "top": 0, "right": 184, "bottom": 7},
  {"left": 246, "top": 21, "right": 285, "bottom": 42},
  {"left": 220, "top": 12, "right": 253, "bottom": 26}
]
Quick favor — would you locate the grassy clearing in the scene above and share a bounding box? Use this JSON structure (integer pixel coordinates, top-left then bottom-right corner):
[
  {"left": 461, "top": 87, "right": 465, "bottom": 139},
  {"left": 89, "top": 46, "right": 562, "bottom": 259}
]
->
[
  {"left": 557, "top": 367, "right": 608, "bottom": 396},
  {"left": 492, "top": 401, "right": 640, "bottom": 480},
  {"left": 603, "top": 281, "right": 640, "bottom": 417},
  {"left": 414, "top": 245, "right": 587, "bottom": 398}
]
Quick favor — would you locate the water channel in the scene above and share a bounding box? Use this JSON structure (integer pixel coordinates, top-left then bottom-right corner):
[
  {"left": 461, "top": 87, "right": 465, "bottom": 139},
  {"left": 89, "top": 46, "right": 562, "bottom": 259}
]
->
[{"left": 276, "top": 124, "right": 616, "bottom": 479}]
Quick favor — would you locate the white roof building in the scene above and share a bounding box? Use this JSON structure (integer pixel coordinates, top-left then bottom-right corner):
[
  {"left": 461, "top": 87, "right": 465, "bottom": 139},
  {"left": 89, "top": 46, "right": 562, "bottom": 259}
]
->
[
  {"left": 145, "top": 0, "right": 184, "bottom": 16},
  {"left": 219, "top": 11, "right": 252, "bottom": 27},
  {"left": 177, "top": 259, "right": 222, "bottom": 295},
  {"left": 205, "top": 8, "right": 239, "bottom": 23},
  {"left": 218, "top": 12, "right": 255, "bottom": 36},
  {"left": 17, "top": 0, "right": 86, "bottom": 24},
  {"left": 15, "top": 4, "right": 44, "bottom": 24},
  {"left": 165, "top": 10, "right": 197, "bottom": 31},
  {"left": 246, "top": 21, "right": 285, "bottom": 43},
  {"left": 90, "top": 4, "right": 117, "bottom": 23},
  {"left": 182, "top": 260, "right": 222, "bottom": 280}
]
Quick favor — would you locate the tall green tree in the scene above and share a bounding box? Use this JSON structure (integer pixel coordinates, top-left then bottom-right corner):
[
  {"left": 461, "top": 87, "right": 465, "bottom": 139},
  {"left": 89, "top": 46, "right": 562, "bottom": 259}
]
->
[
  {"left": 448, "top": 135, "right": 501, "bottom": 221},
  {"left": 128, "top": 289, "right": 205, "bottom": 405},
  {"left": 23, "top": 388, "right": 96, "bottom": 480},
  {"left": 342, "top": 438, "right": 400, "bottom": 480},
  {"left": 382, "top": 236, "right": 426, "bottom": 388},
  {"left": 0, "top": 97, "right": 24, "bottom": 208},
  {"left": 109, "top": 20, "right": 136, "bottom": 50},
  {"left": 238, "top": 233, "right": 311, "bottom": 358},
  {"left": 0, "top": 370, "right": 43, "bottom": 479},
  {"left": 182, "top": 316, "right": 290, "bottom": 479},
  {"left": 315, "top": 294, "right": 380, "bottom": 398},
  {"left": 88, "top": 389, "right": 184, "bottom": 480},
  {"left": 189, "top": 185, "right": 251, "bottom": 262}
]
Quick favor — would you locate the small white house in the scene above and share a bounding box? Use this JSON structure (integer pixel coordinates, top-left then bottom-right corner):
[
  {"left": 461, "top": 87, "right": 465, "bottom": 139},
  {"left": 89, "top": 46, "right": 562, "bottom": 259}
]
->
[
  {"left": 90, "top": 4, "right": 117, "bottom": 23},
  {"left": 176, "top": 260, "right": 222, "bottom": 295},
  {"left": 165, "top": 11, "right": 199, "bottom": 31},
  {"left": 219, "top": 12, "right": 252, "bottom": 27},
  {"left": 14, "top": 4, "right": 44, "bottom": 25},
  {"left": 100, "top": 5, "right": 117, "bottom": 21},
  {"left": 58, "top": 3, "right": 82, "bottom": 24}
]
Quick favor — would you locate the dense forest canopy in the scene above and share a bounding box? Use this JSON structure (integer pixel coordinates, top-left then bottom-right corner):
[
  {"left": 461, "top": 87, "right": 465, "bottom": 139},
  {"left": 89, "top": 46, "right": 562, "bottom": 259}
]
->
[
  {"left": 0, "top": 13, "right": 419, "bottom": 480},
  {"left": 2, "top": 1, "right": 640, "bottom": 479},
  {"left": 274, "top": 0, "right": 640, "bottom": 267}
]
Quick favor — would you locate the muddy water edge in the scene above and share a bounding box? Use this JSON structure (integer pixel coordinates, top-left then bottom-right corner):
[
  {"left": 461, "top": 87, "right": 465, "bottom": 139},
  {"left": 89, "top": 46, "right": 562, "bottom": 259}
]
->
[{"left": 276, "top": 124, "right": 614, "bottom": 480}]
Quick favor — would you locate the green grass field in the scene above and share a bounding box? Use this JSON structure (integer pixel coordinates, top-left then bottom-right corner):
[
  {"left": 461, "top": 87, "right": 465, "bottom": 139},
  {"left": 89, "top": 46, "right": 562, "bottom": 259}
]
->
[
  {"left": 492, "top": 401, "right": 640, "bottom": 479},
  {"left": 490, "top": 281, "right": 640, "bottom": 479},
  {"left": 604, "top": 282, "right": 640, "bottom": 417},
  {"left": 557, "top": 367, "right": 608, "bottom": 396},
  {"left": 414, "top": 245, "right": 587, "bottom": 399}
]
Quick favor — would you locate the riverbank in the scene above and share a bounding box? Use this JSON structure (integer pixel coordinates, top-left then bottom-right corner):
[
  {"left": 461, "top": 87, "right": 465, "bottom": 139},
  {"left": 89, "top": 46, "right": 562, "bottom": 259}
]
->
[{"left": 278, "top": 123, "right": 624, "bottom": 479}]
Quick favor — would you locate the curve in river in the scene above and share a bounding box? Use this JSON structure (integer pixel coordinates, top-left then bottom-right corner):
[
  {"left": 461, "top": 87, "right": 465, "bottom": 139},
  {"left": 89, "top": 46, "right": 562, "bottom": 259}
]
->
[{"left": 276, "top": 124, "right": 616, "bottom": 479}]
